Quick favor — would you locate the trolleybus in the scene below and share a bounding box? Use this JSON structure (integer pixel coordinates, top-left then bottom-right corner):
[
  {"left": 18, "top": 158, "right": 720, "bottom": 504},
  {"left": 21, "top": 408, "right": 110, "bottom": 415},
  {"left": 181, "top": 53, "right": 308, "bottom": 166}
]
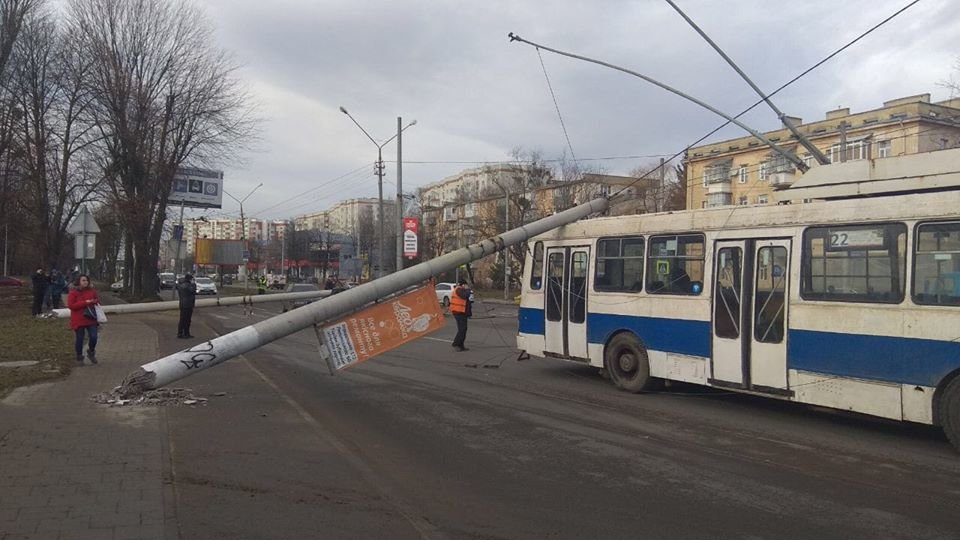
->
[{"left": 517, "top": 190, "right": 960, "bottom": 451}]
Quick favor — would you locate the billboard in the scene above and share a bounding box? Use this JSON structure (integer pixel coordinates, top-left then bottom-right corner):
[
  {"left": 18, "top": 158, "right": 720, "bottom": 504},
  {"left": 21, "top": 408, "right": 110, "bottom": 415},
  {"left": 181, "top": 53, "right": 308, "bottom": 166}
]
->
[
  {"left": 195, "top": 239, "right": 245, "bottom": 265},
  {"left": 321, "top": 285, "right": 444, "bottom": 371},
  {"left": 402, "top": 217, "right": 419, "bottom": 259},
  {"left": 169, "top": 167, "right": 223, "bottom": 209}
]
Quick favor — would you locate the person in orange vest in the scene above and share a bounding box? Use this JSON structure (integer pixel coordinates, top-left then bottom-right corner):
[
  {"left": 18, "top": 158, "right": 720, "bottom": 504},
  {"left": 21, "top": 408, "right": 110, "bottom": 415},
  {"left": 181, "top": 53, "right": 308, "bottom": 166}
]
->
[{"left": 450, "top": 279, "right": 473, "bottom": 352}]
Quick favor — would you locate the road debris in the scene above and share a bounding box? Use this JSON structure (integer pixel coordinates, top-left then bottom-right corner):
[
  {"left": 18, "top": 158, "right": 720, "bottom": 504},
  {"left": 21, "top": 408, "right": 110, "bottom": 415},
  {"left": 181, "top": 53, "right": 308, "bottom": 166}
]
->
[{"left": 91, "top": 387, "right": 210, "bottom": 407}]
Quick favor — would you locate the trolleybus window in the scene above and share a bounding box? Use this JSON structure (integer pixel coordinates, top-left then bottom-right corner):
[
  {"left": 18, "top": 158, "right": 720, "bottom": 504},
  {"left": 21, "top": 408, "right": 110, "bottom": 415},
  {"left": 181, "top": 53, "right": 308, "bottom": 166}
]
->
[
  {"left": 801, "top": 223, "right": 906, "bottom": 303},
  {"left": 570, "top": 252, "right": 588, "bottom": 324},
  {"left": 530, "top": 241, "right": 544, "bottom": 290},
  {"left": 546, "top": 252, "right": 564, "bottom": 321},
  {"left": 646, "top": 234, "right": 705, "bottom": 295},
  {"left": 755, "top": 246, "right": 788, "bottom": 343},
  {"left": 594, "top": 237, "right": 644, "bottom": 292},
  {"left": 913, "top": 221, "right": 960, "bottom": 306},
  {"left": 714, "top": 247, "right": 742, "bottom": 339}
]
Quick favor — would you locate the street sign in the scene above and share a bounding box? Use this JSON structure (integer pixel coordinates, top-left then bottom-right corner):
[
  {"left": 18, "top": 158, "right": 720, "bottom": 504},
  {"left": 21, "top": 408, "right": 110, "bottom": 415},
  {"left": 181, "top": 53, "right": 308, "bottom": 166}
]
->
[
  {"left": 321, "top": 285, "right": 444, "bottom": 371},
  {"left": 74, "top": 234, "right": 96, "bottom": 259},
  {"left": 402, "top": 217, "right": 419, "bottom": 259},
  {"left": 67, "top": 206, "right": 100, "bottom": 234}
]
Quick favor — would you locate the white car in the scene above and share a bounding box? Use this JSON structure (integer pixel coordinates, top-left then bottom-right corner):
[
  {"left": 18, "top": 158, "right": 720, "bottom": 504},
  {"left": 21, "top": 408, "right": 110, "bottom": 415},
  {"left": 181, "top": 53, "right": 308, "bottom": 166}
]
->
[
  {"left": 110, "top": 280, "right": 124, "bottom": 291},
  {"left": 194, "top": 277, "right": 218, "bottom": 295},
  {"left": 435, "top": 282, "right": 455, "bottom": 306},
  {"left": 435, "top": 282, "right": 473, "bottom": 306}
]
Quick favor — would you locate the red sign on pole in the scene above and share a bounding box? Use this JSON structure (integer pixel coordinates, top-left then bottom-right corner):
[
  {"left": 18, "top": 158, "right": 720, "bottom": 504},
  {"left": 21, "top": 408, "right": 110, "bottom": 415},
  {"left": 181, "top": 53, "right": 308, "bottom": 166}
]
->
[{"left": 402, "top": 217, "right": 419, "bottom": 259}]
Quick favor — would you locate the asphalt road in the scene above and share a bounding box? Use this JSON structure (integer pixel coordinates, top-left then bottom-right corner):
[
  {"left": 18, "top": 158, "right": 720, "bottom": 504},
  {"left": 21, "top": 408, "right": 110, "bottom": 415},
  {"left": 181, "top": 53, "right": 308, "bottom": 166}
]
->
[{"left": 149, "top": 298, "right": 960, "bottom": 539}]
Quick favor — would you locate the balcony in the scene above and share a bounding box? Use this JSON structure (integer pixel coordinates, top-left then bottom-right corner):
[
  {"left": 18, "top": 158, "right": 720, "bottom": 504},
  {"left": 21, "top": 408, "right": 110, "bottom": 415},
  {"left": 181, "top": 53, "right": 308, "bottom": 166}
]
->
[
  {"left": 706, "top": 180, "right": 732, "bottom": 194},
  {"left": 769, "top": 172, "right": 796, "bottom": 188}
]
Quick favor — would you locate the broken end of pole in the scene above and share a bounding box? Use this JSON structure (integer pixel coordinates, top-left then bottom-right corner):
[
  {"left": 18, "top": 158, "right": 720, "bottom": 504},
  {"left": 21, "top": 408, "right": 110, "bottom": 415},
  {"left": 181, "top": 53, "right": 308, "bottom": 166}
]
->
[{"left": 117, "top": 368, "right": 156, "bottom": 398}]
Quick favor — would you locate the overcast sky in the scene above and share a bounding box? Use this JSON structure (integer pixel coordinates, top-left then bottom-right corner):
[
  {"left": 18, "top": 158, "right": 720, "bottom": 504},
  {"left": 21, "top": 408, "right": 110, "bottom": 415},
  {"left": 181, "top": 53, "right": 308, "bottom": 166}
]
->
[{"left": 190, "top": 0, "right": 959, "bottom": 221}]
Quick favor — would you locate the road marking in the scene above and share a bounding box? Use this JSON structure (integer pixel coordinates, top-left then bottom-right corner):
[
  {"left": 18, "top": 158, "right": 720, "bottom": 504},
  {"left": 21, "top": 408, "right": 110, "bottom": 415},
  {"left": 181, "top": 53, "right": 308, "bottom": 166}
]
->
[{"left": 423, "top": 337, "right": 450, "bottom": 343}]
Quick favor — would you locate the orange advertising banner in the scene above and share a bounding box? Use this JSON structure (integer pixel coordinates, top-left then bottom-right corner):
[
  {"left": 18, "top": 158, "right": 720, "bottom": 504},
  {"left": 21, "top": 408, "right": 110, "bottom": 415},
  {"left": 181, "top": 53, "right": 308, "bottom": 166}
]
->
[{"left": 322, "top": 285, "right": 445, "bottom": 370}]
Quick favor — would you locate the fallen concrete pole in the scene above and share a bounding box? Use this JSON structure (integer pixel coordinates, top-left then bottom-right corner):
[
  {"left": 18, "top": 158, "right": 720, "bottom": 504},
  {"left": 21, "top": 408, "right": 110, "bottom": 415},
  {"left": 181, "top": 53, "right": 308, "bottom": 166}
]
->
[
  {"left": 119, "top": 197, "right": 609, "bottom": 394},
  {"left": 50, "top": 290, "right": 332, "bottom": 318}
]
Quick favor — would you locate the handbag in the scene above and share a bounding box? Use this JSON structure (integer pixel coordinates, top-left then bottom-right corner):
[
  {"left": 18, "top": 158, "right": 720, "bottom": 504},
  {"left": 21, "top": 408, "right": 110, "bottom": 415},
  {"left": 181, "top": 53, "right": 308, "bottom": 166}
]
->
[
  {"left": 94, "top": 304, "right": 108, "bottom": 323},
  {"left": 82, "top": 305, "right": 97, "bottom": 320}
]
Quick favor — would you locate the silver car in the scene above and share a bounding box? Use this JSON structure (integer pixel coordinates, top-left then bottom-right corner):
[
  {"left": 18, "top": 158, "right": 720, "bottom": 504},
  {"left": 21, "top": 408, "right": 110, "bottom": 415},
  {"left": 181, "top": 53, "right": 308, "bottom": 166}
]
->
[
  {"left": 283, "top": 283, "right": 321, "bottom": 312},
  {"left": 194, "top": 277, "right": 218, "bottom": 295}
]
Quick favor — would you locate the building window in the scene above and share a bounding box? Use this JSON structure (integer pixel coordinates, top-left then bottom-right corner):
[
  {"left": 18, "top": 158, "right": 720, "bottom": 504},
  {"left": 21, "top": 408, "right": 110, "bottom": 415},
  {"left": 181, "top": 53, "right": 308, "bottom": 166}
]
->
[
  {"left": 759, "top": 161, "right": 768, "bottom": 181},
  {"left": 738, "top": 165, "right": 748, "bottom": 183},
  {"left": 757, "top": 194, "right": 768, "bottom": 205},
  {"left": 801, "top": 222, "right": 907, "bottom": 304},
  {"left": 646, "top": 234, "right": 705, "bottom": 295},
  {"left": 877, "top": 140, "right": 891, "bottom": 158},
  {"left": 595, "top": 237, "right": 644, "bottom": 292},
  {"left": 738, "top": 196, "right": 748, "bottom": 206},
  {"left": 828, "top": 140, "right": 869, "bottom": 162}
]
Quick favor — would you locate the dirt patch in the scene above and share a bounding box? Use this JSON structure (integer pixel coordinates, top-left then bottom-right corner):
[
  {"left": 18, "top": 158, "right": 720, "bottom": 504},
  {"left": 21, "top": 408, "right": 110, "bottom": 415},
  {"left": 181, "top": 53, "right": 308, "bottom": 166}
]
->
[{"left": 0, "top": 288, "right": 75, "bottom": 398}]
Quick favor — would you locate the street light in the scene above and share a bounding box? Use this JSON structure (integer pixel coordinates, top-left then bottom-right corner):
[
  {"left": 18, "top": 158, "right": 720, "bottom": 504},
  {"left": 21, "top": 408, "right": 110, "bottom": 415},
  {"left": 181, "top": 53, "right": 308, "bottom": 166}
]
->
[
  {"left": 224, "top": 182, "right": 263, "bottom": 290},
  {"left": 340, "top": 106, "right": 416, "bottom": 279}
]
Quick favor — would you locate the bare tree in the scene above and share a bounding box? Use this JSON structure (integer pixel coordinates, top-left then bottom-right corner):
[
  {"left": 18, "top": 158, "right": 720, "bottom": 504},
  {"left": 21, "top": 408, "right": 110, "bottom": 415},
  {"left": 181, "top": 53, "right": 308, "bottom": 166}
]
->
[
  {"left": 9, "top": 8, "right": 100, "bottom": 268},
  {"left": 67, "top": 0, "right": 257, "bottom": 297}
]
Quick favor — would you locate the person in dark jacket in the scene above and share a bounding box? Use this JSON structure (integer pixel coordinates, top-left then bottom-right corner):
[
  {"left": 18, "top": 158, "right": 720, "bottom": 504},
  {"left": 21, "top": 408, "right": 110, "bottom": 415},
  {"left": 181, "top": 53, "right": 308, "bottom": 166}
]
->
[
  {"left": 67, "top": 274, "right": 100, "bottom": 365},
  {"left": 450, "top": 279, "right": 473, "bottom": 352},
  {"left": 31, "top": 268, "right": 48, "bottom": 316},
  {"left": 49, "top": 269, "right": 67, "bottom": 309},
  {"left": 177, "top": 274, "right": 197, "bottom": 339}
]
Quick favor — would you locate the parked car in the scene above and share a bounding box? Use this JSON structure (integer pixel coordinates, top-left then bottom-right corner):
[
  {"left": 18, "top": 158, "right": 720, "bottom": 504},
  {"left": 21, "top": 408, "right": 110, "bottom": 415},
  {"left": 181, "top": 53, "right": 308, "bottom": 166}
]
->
[
  {"left": 435, "top": 282, "right": 455, "bottom": 306},
  {"left": 158, "top": 273, "right": 176, "bottom": 289},
  {"left": 0, "top": 276, "right": 23, "bottom": 287},
  {"left": 282, "top": 283, "right": 320, "bottom": 312},
  {"left": 110, "top": 280, "right": 124, "bottom": 292},
  {"left": 194, "top": 277, "right": 218, "bottom": 295}
]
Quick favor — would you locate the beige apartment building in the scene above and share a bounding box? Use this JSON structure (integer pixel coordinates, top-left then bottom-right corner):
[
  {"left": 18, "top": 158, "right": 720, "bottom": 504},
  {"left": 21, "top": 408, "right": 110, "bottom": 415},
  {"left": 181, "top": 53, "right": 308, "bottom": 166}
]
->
[
  {"left": 419, "top": 167, "right": 655, "bottom": 287},
  {"left": 686, "top": 93, "right": 960, "bottom": 209}
]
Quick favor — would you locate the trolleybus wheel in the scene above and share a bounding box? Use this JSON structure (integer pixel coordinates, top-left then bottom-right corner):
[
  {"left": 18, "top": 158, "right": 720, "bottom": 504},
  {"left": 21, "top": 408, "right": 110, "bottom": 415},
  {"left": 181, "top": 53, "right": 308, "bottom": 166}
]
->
[
  {"left": 604, "top": 333, "right": 654, "bottom": 393},
  {"left": 940, "top": 375, "right": 960, "bottom": 453}
]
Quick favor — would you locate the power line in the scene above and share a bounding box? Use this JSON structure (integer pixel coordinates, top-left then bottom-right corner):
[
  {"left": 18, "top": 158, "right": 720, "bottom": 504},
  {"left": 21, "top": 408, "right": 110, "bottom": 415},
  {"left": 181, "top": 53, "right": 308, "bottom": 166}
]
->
[{"left": 537, "top": 47, "right": 578, "bottom": 170}]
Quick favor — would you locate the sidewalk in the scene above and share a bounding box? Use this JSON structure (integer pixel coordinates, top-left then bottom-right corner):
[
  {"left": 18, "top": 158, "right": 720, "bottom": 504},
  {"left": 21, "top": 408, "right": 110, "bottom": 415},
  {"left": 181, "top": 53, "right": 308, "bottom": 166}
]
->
[{"left": 0, "top": 314, "right": 168, "bottom": 540}]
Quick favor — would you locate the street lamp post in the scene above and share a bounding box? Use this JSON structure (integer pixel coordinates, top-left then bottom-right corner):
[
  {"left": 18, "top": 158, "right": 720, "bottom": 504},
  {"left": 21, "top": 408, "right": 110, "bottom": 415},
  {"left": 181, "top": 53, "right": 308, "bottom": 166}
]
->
[
  {"left": 339, "top": 106, "right": 415, "bottom": 279},
  {"left": 224, "top": 183, "right": 263, "bottom": 290}
]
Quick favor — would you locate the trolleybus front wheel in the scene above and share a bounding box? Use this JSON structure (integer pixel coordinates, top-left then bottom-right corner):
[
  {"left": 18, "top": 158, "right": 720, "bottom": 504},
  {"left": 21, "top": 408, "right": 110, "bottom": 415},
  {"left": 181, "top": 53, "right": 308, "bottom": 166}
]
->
[
  {"left": 940, "top": 375, "right": 960, "bottom": 453},
  {"left": 604, "top": 333, "right": 655, "bottom": 393}
]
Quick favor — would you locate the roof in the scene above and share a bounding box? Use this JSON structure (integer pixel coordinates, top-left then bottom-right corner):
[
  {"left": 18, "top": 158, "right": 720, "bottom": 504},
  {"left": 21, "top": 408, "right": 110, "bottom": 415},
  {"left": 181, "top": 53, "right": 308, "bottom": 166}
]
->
[{"left": 775, "top": 148, "right": 960, "bottom": 202}]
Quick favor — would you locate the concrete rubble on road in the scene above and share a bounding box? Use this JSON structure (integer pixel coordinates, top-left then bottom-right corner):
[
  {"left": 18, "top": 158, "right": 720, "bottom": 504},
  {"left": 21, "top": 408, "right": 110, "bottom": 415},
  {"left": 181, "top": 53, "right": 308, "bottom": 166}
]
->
[{"left": 90, "top": 386, "right": 227, "bottom": 407}]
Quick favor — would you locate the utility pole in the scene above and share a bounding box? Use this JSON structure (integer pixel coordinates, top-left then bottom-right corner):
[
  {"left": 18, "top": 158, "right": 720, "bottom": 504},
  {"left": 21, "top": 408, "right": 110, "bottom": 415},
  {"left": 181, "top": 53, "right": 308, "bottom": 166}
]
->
[
  {"left": 375, "top": 150, "right": 385, "bottom": 279},
  {"left": 503, "top": 183, "right": 510, "bottom": 300},
  {"left": 339, "top": 106, "right": 416, "bottom": 279},
  {"left": 658, "top": 157, "right": 665, "bottom": 212},
  {"left": 224, "top": 183, "right": 263, "bottom": 291},
  {"left": 396, "top": 116, "right": 404, "bottom": 273}
]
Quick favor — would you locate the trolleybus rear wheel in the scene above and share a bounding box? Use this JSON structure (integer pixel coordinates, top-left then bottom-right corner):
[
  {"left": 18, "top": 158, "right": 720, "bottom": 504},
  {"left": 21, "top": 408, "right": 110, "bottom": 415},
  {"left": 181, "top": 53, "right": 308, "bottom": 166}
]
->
[
  {"left": 604, "top": 333, "right": 654, "bottom": 393},
  {"left": 940, "top": 375, "right": 960, "bottom": 453}
]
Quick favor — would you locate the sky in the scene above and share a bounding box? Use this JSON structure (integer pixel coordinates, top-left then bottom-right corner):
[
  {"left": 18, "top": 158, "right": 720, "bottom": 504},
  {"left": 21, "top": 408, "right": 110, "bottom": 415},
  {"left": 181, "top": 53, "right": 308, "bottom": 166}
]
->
[{"left": 189, "top": 0, "right": 960, "bottom": 221}]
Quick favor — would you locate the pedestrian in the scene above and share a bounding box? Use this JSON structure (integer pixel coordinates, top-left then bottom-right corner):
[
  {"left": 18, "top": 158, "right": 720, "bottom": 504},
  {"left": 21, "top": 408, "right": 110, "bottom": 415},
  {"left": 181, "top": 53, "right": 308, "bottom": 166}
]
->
[
  {"left": 67, "top": 274, "right": 100, "bottom": 365},
  {"left": 450, "top": 279, "right": 473, "bottom": 352},
  {"left": 49, "top": 269, "right": 67, "bottom": 310},
  {"left": 31, "top": 268, "right": 48, "bottom": 316},
  {"left": 257, "top": 274, "right": 267, "bottom": 295},
  {"left": 177, "top": 274, "right": 197, "bottom": 339}
]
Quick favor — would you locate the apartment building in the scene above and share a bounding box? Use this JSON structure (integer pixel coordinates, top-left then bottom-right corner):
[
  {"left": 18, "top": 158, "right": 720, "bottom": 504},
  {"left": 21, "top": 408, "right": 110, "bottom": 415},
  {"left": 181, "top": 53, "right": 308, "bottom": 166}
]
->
[
  {"left": 183, "top": 218, "right": 289, "bottom": 254},
  {"left": 686, "top": 93, "right": 960, "bottom": 209}
]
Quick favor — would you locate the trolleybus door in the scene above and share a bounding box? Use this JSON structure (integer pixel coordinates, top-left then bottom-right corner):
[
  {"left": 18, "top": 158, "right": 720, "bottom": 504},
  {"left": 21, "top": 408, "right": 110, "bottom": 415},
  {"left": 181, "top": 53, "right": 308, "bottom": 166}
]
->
[
  {"left": 543, "top": 246, "right": 591, "bottom": 359},
  {"left": 711, "top": 241, "right": 747, "bottom": 385},
  {"left": 710, "top": 239, "right": 791, "bottom": 393},
  {"left": 749, "top": 240, "right": 790, "bottom": 392}
]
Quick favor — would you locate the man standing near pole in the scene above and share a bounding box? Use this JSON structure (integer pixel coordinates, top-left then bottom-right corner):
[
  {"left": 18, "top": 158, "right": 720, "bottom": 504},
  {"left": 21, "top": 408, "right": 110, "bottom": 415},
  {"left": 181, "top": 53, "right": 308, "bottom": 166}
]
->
[
  {"left": 177, "top": 274, "right": 197, "bottom": 339},
  {"left": 450, "top": 278, "right": 472, "bottom": 352}
]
